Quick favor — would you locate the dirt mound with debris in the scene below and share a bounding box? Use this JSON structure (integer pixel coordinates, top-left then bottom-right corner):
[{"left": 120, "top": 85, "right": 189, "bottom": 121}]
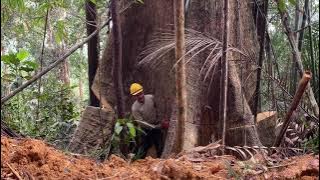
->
[{"left": 1, "top": 137, "right": 319, "bottom": 179}]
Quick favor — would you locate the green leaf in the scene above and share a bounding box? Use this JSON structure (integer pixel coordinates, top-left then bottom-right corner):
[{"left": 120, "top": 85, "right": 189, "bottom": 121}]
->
[
  {"left": 20, "top": 66, "right": 34, "bottom": 72},
  {"left": 89, "top": 0, "right": 97, "bottom": 4},
  {"left": 1, "top": 54, "right": 20, "bottom": 66},
  {"left": 278, "top": 0, "right": 286, "bottom": 12},
  {"left": 22, "top": 61, "right": 38, "bottom": 69},
  {"left": 288, "top": 0, "right": 296, "bottom": 6},
  {"left": 126, "top": 122, "right": 136, "bottom": 137},
  {"left": 17, "top": 49, "right": 29, "bottom": 61},
  {"left": 115, "top": 122, "right": 123, "bottom": 135},
  {"left": 16, "top": 0, "right": 26, "bottom": 12}
]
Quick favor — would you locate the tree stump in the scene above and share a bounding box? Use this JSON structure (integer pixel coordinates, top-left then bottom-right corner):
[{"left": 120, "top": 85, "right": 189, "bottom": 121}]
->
[
  {"left": 256, "top": 111, "right": 277, "bottom": 146},
  {"left": 67, "top": 106, "right": 115, "bottom": 155}
]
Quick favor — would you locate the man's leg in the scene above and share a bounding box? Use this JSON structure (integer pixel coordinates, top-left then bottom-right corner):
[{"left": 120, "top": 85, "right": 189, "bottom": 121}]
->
[
  {"left": 151, "top": 129, "right": 163, "bottom": 157},
  {"left": 140, "top": 129, "right": 154, "bottom": 158}
]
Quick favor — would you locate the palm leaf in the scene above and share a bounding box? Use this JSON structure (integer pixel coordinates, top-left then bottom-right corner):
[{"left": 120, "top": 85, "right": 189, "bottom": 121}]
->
[{"left": 138, "top": 28, "right": 246, "bottom": 82}]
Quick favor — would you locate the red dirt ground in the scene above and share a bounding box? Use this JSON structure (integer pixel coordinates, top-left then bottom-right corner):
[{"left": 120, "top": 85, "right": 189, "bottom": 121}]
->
[{"left": 1, "top": 137, "right": 319, "bottom": 179}]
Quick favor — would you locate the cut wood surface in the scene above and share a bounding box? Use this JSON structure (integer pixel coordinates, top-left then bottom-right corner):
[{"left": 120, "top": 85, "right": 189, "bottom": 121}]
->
[{"left": 256, "top": 111, "right": 277, "bottom": 146}]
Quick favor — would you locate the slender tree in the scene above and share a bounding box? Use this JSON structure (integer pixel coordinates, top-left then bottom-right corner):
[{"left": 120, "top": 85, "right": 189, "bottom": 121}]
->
[
  {"left": 219, "top": 0, "right": 229, "bottom": 153},
  {"left": 110, "top": 0, "right": 125, "bottom": 118},
  {"left": 307, "top": 1, "right": 316, "bottom": 86},
  {"left": 174, "top": 0, "right": 187, "bottom": 152},
  {"left": 290, "top": 0, "right": 300, "bottom": 94},
  {"left": 298, "top": 0, "right": 309, "bottom": 51},
  {"left": 85, "top": 0, "right": 100, "bottom": 106},
  {"left": 36, "top": 8, "right": 49, "bottom": 122}
]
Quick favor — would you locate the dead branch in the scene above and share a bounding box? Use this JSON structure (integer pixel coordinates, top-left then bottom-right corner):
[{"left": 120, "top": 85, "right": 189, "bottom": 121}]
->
[
  {"left": 1, "top": 19, "right": 110, "bottom": 106},
  {"left": 267, "top": 161, "right": 296, "bottom": 169},
  {"left": 274, "top": 71, "right": 312, "bottom": 147}
]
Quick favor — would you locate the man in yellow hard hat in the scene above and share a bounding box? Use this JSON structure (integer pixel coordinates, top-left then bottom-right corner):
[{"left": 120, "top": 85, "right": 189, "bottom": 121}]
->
[{"left": 130, "top": 83, "right": 169, "bottom": 158}]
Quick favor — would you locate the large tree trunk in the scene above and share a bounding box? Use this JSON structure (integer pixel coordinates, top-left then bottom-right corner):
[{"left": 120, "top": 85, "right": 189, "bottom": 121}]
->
[
  {"left": 86, "top": 0, "right": 100, "bottom": 107},
  {"left": 92, "top": 0, "right": 262, "bottom": 157}
]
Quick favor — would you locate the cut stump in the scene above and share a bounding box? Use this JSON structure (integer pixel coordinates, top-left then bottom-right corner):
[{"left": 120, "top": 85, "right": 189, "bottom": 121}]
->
[
  {"left": 68, "top": 106, "right": 115, "bottom": 155},
  {"left": 256, "top": 111, "right": 277, "bottom": 146}
]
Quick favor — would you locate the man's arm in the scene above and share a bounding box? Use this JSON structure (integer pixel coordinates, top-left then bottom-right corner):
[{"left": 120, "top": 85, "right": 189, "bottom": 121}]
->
[{"left": 132, "top": 107, "right": 154, "bottom": 129}]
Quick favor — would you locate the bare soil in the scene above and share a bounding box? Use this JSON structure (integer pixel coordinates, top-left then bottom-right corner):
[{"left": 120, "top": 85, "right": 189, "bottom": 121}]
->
[{"left": 1, "top": 137, "right": 319, "bottom": 179}]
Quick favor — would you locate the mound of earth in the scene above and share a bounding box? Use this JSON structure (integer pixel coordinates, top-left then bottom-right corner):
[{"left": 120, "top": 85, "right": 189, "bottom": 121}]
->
[{"left": 1, "top": 137, "right": 319, "bottom": 179}]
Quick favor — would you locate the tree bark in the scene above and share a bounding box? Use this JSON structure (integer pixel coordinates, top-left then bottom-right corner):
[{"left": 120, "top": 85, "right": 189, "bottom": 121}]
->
[
  {"left": 253, "top": 0, "right": 269, "bottom": 123},
  {"left": 174, "top": 0, "right": 187, "bottom": 152},
  {"left": 85, "top": 0, "right": 100, "bottom": 107},
  {"left": 110, "top": 0, "right": 125, "bottom": 118},
  {"left": 68, "top": 106, "right": 115, "bottom": 155}
]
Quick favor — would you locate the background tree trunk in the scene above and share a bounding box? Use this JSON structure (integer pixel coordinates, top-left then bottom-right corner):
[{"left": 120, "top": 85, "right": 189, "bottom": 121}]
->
[
  {"left": 85, "top": 0, "right": 100, "bottom": 107},
  {"left": 253, "top": 0, "right": 269, "bottom": 122},
  {"left": 298, "top": 0, "right": 309, "bottom": 51},
  {"left": 110, "top": 0, "right": 125, "bottom": 118}
]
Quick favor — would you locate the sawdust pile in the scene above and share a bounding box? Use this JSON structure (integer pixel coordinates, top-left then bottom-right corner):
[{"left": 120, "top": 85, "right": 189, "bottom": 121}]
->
[{"left": 1, "top": 137, "right": 319, "bottom": 179}]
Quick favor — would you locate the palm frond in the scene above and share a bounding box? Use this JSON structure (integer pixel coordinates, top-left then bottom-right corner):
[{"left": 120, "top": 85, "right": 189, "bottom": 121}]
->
[{"left": 138, "top": 28, "right": 245, "bottom": 82}]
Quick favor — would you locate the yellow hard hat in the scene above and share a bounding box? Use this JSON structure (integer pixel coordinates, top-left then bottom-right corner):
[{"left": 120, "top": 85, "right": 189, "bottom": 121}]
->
[{"left": 130, "top": 83, "right": 143, "bottom": 95}]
